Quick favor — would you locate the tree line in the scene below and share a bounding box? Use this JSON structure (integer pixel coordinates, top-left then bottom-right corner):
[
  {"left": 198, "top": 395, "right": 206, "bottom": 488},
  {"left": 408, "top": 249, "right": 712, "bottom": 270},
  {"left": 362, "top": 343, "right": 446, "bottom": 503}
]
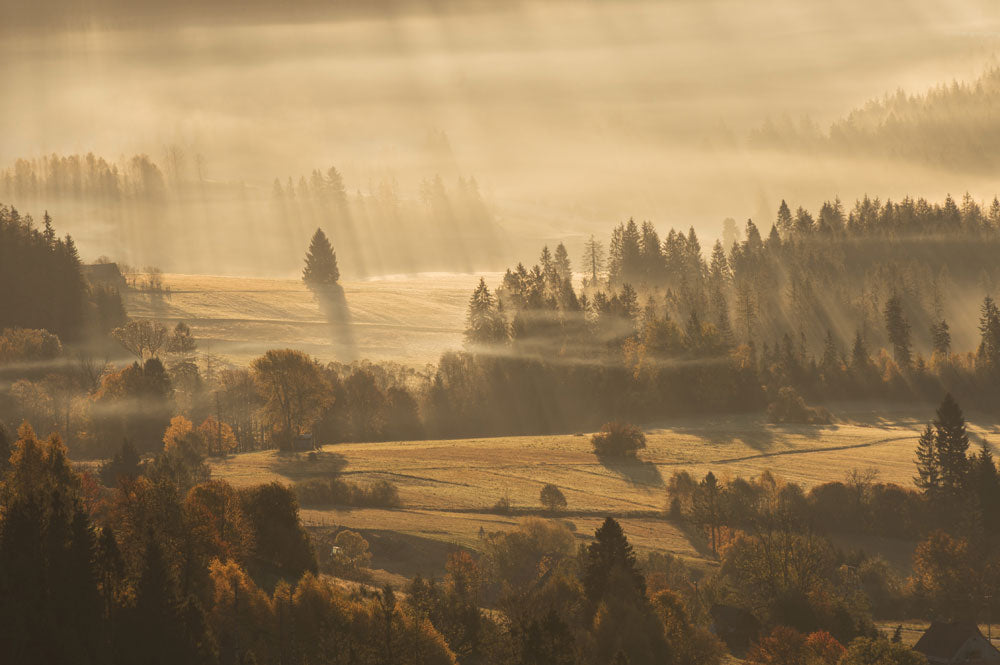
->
[{"left": 0, "top": 204, "right": 124, "bottom": 341}]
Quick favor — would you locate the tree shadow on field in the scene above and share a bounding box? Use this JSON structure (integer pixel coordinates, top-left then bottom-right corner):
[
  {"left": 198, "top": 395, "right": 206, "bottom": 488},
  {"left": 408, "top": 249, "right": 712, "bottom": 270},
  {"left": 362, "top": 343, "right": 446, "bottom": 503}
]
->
[
  {"left": 273, "top": 450, "right": 347, "bottom": 481},
  {"left": 314, "top": 284, "right": 357, "bottom": 362},
  {"left": 671, "top": 423, "right": 779, "bottom": 454},
  {"left": 596, "top": 451, "right": 664, "bottom": 489}
]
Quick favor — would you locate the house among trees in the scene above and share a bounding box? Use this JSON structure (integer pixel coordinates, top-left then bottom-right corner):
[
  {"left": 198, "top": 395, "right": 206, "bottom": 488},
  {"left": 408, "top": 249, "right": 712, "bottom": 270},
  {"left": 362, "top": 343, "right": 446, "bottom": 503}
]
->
[
  {"left": 81, "top": 262, "right": 127, "bottom": 291},
  {"left": 914, "top": 622, "right": 1000, "bottom": 664}
]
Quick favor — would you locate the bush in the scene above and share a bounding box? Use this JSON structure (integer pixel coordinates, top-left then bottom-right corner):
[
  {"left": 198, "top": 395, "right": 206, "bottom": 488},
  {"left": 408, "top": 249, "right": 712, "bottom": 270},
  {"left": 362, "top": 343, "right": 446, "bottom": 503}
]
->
[
  {"left": 592, "top": 421, "right": 647, "bottom": 457},
  {"left": 0, "top": 327, "right": 61, "bottom": 364},
  {"left": 766, "top": 387, "right": 832, "bottom": 425},
  {"left": 293, "top": 477, "right": 401, "bottom": 508},
  {"left": 839, "top": 637, "right": 925, "bottom": 665},
  {"left": 539, "top": 483, "right": 567, "bottom": 511},
  {"left": 319, "top": 529, "right": 374, "bottom": 582},
  {"left": 493, "top": 491, "right": 514, "bottom": 514}
]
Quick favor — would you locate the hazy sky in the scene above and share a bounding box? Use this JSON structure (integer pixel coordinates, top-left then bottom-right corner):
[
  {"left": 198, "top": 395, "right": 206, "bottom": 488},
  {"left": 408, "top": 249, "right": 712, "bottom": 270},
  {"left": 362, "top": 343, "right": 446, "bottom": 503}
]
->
[{"left": 3, "top": 0, "right": 1000, "bottom": 274}]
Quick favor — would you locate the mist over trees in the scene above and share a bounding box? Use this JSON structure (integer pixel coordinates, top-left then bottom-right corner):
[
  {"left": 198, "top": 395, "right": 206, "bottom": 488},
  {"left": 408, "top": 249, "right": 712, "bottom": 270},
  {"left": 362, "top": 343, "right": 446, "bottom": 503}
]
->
[
  {"left": 752, "top": 66, "right": 1000, "bottom": 174},
  {"left": 0, "top": 151, "right": 505, "bottom": 276}
]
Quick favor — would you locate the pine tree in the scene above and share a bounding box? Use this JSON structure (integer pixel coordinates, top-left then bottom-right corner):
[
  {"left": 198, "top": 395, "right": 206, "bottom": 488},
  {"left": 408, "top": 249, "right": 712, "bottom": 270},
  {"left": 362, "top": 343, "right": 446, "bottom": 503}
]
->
[
  {"left": 583, "top": 517, "right": 645, "bottom": 604},
  {"left": 977, "top": 296, "right": 1000, "bottom": 370},
  {"left": 302, "top": 228, "right": 340, "bottom": 287},
  {"left": 934, "top": 393, "right": 970, "bottom": 495},
  {"left": 776, "top": 200, "right": 793, "bottom": 237},
  {"left": 884, "top": 294, "right": 912, "bottom": 367},
  {"left": 851, "top": 330, "right": 870, "bottom": 371},
  {"left": 931, "top": 320, "right": 952, "bottom": 355},
  {"left": 127, "top": 537, "right": 185, "bottom": 663},
  {"left": 583, "top": 235, "right": 605, "bottom": 286},
  {"left": 465, "top": 278, "right": 506, "bottom": 346},
  {"left": 914, "top": 424, "right": 940, "bottom": 493},
  {"left": 553, "top": 243, "right": 572, "bottom": 283},
  {"left": 42, "top": 211, "right": 56, "bottom": 247}
]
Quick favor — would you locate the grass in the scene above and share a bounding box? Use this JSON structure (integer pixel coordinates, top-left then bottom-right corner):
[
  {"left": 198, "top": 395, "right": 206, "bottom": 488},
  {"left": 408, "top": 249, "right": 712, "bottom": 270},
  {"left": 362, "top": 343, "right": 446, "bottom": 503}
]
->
[
  {"left": 124, "top": 272, "right": 492, "bottom": 366},
  {"left": 209, "top": 406, "right": 1000, "bottom": 578}
]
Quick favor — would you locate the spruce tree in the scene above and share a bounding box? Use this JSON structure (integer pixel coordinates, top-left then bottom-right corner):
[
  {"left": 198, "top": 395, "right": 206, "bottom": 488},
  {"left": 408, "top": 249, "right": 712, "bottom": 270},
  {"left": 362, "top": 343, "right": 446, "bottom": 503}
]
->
[
  {"left": 553, "top": 242, "right": 572, "bottom": 283},
  {"left": 302, "top": 228, "right": 340, "bottom": 287},
  {"left": 931, "top": 320, "right": 952, "bottom": 355},
  {"left": 583, "top": 517, "right": 645, "bottom": 604},
  {"left": 775, "top": 200, "right": 793, "bottom": 237},
  {"left": 978, "top": 296, "right": 1000, "bottom": 370},
  {"left": 934, "top": 393, "right": 970, "bottom": 495},
  {"left": 465, "top": 278, "right": 506, "bottom": 346},
  {"left": 914, "top": 424, "right": 940, "bottom": 493},
  {"left": 884, "top": 294, "right": 912, "bottom": 367},
  {"left": 583, "top": 235, "right": 605, "bottom": 286}
]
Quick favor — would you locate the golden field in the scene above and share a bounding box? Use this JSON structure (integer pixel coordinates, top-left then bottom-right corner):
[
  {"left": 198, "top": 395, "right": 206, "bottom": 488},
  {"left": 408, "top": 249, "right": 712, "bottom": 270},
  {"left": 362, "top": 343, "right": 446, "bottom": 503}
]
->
[{"left": 209, "top": 408, "right": 1000, "bottom": 578}]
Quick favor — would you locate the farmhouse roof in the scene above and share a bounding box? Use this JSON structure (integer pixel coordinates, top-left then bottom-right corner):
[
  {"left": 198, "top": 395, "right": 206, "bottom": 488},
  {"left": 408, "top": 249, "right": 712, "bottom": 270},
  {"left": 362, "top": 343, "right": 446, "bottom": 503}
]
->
[{"left": 914, "top": 621, "right": 999, "bottom": 662}]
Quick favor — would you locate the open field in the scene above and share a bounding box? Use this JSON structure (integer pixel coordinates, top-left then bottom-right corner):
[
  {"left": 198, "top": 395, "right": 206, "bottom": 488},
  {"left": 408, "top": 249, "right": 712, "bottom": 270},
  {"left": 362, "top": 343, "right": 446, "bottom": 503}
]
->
[
  {"left": 209, "top": 407, "right": 1000, "bottom": 579},
  {"left": 125, "top": 272, "right": 494, "bottom": 366}
]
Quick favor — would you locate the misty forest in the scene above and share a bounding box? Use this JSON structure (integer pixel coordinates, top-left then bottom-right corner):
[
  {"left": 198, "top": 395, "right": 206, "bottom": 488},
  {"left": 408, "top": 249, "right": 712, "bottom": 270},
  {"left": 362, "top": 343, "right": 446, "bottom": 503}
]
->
[{"left": 5, "top": 1, "right": 1000, "bottom": 664}]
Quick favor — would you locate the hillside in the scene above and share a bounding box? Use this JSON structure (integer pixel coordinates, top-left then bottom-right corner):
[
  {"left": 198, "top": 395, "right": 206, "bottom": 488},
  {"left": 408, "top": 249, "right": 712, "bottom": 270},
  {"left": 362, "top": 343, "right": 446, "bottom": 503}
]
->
[{"left": 209, "top": 406, "right": 998, "bottom": 579}]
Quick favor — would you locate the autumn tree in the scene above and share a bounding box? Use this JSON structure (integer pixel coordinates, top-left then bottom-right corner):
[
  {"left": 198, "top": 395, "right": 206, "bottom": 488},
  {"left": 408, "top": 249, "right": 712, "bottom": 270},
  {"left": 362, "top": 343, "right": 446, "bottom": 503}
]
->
[
  {"left": 112, "top": 320, "right": 168, "bottom": 360},
  {"left": 251, "top": 349, "right": 328, "bottom": 449}
]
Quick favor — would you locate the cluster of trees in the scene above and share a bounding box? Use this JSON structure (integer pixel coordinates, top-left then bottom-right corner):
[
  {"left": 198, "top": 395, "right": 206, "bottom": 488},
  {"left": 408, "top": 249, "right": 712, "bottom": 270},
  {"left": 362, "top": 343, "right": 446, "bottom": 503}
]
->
[
  {"left": 0, "top": 204, "right": 124, "bottom": 341},
  {"left": 0, "top": 153, "right": 168, "bottom": 203},
  {"left": 668, "top": 395, "right": 1000, "bottom": 629},
  {"left": 752, "top": 66, "right": 1000, "bottom": 173},
  {"left": 450, "top": 195, "right": 1000, "bottom": 435},
  {"left": 2, "top": 327, "right": 426, "bottom": 458}
]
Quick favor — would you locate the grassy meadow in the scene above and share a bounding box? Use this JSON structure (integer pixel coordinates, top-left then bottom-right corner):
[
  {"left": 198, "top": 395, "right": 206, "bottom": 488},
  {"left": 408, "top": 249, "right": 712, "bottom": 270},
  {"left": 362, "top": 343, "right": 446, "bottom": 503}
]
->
[
  {"left": 125, "top": 272, "right": 494, "bottom": 366},
  {"left": 209, "top": 407, "right": 1000, "bottom": 581}
]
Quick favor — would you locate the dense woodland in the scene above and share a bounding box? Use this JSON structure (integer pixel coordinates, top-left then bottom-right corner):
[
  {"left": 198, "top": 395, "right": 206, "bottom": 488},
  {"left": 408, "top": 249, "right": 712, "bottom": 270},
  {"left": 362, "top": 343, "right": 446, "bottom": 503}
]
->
[{"left": 752, "top": 66, "right": 1000, "bottom": 173}]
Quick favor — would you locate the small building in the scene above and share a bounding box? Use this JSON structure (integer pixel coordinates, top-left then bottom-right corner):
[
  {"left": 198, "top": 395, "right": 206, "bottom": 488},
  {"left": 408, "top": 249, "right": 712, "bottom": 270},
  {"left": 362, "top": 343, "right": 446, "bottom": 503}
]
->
[
  {"left": 81, "top": 262, "right": 127, "bottom": 291},
  {"left": 914, "top": 622, "right": 1000, "bottom": 664}
]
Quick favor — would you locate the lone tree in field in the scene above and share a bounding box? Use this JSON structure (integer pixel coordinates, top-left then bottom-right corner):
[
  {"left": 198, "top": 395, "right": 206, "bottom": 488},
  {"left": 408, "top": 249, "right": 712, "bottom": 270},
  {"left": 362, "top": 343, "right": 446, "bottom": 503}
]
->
[
  {"left": 302, "top": 228, "right": 340, "bottom": 287},
  {"left": 539, "top": 484, "right": 567, "bottom": 511},
  {"left": 591, "top": 421, "right": 646, "bottom": 458}
]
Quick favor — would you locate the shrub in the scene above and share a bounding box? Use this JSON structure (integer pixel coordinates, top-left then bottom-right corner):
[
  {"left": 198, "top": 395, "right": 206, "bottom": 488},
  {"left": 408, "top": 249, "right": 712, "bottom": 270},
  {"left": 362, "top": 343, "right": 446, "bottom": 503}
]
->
[
  {"left": 493, "top": 491, "right": 513, "bottom": 514},
  {"left": 539, "top": 483, "right": 567, "bottom": 511},
  {"left": 839, "top": 637, "right": 925, "bottom": 665},
  {"left": 766, "top": 387, "right": 831, "bottom": 425},
  {"left": 293, "top": 477, "right": 400, "bottom": 508},
  {"left": 592, "top": 421, "right": 647, "bottom": 457}
]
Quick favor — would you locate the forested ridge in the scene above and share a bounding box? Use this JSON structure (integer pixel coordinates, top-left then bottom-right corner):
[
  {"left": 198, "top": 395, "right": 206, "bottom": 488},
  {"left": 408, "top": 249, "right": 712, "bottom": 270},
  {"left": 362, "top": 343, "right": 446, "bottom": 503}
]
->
[{"left": 752, "top": 66, "right": 1000, "bottom": 173}]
